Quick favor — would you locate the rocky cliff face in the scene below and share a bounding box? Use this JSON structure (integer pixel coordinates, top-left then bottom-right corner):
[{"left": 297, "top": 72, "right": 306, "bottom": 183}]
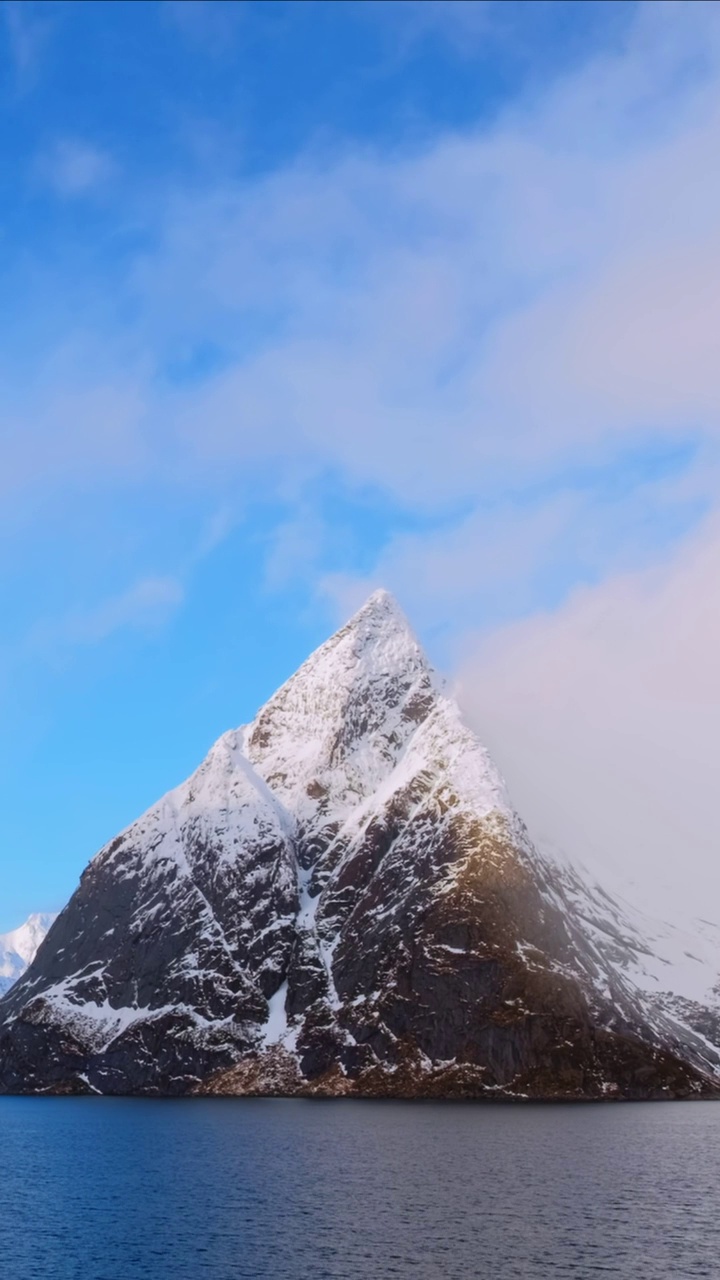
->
[{"left": 0, "top": 591, "right": 717, "bottom": 1098}]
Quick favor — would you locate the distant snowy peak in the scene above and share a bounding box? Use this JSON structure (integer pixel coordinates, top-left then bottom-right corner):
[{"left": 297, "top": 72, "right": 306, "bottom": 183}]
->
[{"left": 0, "top": 913, "right": 56, "bottom": 994}]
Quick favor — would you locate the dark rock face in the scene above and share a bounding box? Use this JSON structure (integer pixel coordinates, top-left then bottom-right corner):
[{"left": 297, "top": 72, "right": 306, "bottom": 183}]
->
[
  {"left": 0, "top": 736, "right": 296, "bottom": 1095},
  {"left": 0, "top": 590, "right": 717, "bottom": 1099}
]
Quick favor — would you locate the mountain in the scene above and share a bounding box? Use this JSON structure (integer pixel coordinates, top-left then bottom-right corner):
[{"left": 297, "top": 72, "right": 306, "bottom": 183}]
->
[
  {"left": 0, "top": 914, "right": 56, "bottom": 996},
  {"left": 0, "top": 591, "right": 717, "bottom": 1098}
]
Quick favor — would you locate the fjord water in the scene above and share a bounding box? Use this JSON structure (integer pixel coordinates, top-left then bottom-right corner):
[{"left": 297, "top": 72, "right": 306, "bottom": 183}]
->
[{"left": 2, "top": 1099, "right": 718, "bottom": 1279}]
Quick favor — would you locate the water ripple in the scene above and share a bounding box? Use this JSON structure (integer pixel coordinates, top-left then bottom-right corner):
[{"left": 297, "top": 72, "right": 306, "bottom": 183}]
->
[{"left": 0, "top": 1098, "right": 718, "bottom": 1279}]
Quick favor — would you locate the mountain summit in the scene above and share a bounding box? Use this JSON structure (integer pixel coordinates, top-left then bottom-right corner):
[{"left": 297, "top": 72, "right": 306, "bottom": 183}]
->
[{"left": 0, "top": 593, "right": 717, "bottom": 1097}]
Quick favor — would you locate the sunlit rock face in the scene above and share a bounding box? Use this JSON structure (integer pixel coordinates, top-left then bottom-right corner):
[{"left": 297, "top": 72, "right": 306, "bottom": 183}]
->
[{"left": 0, "top": 591, "right": 717, "bottom": 1099}]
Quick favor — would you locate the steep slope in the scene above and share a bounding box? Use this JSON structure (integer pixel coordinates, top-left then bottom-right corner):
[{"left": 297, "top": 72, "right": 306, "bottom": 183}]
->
[
  {"left": 0, "top": 914, "right": 56, "bottom": 996},
  {"left": 0, "top": 591, "right": 716, "bottom": 1099},
  {"left": 541, "top": 844, "right": 720, "bottom": 1065},
  {"left": 0, "top": 736, "right": 297, "bottom": 1094}
]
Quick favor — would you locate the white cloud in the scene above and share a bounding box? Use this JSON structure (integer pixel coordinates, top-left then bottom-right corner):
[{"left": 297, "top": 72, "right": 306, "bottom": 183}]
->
[
  {"left": 105, "top": 2, "right": 720, "bottom": 524},
  {"left": 455, "top": 512, "right": 720, "bottom": 918},
  {"left": 11, "top": 3, "right": 720, "bottom": 527}
]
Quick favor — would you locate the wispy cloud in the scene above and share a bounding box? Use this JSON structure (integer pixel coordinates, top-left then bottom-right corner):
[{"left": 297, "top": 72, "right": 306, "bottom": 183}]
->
[
  {"left": 2, "top": 0, "right": 53, "bottom": 91},
  {"left": 374, "top": 0, "right": 493, "bottom": 56},
  {"left": 163, "top": 0, "right": 245, "bottom": 55},
  {"left": 0, "top": 376, "right": 148, "bottom": 511},
  {"left": 34, "top": 576, "right": 185, "bottom": 650},
  {"left": 35, "top": 137, "right": 117, "bottom": 197},
  {"left": 263, "top": 505, "right": 329, "bottom": 593}
]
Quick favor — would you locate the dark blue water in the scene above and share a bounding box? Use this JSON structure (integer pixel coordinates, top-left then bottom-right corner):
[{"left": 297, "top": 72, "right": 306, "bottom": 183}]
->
[{"left": 1, "top": 1098, "right": 718, "bottom": 1279}]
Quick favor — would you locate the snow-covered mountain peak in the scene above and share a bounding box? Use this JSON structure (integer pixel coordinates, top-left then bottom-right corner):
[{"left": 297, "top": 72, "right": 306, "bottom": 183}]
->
[
  {"left": 317, "top": 587, "right": 431, "bottom": 675},
  {"left": 0, "top": 913, "right": 56, "bottom": 995},
  {"left": 346, "top": 586, "right": 411, "bottom": 630},
  {"left": 0, "top": 913, "right": 55, "bottom": 967},
  {"left": 243, "top": 589, "right": 442, "bottom": 842}
]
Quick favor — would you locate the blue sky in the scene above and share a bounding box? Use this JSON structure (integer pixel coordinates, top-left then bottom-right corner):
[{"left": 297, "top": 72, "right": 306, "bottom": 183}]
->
[{"left": 2, "top": 0, "right": 720, "bottom": 929}]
